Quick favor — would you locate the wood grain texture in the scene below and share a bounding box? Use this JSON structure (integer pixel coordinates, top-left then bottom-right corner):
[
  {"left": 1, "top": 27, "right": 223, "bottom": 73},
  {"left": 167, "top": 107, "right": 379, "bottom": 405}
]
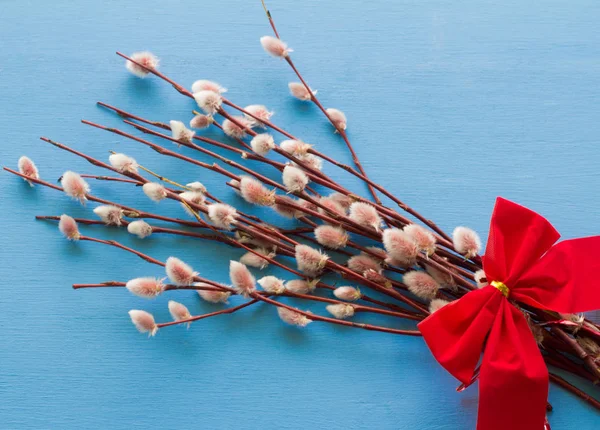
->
[{"left": 1, "top": 0, "right": 599, "bottom": 428}]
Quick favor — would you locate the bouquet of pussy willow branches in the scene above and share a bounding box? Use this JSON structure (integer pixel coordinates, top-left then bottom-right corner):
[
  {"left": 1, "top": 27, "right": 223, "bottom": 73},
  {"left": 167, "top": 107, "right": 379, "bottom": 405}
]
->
[{"left": 6, "top": 4, "right": 600, "bottom": 425}]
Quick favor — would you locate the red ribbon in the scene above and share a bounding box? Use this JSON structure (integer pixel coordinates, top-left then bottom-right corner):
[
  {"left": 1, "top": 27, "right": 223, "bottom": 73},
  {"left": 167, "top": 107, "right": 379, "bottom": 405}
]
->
[{"left": 418, "top": 197, "right": 600, "bottom": 429}]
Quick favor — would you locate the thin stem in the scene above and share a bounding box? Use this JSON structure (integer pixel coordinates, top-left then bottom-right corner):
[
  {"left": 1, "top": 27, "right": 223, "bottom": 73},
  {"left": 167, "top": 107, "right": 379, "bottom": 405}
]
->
[
  {"left": 78, "top": 235, "right": 232, "bottom": 292},
  {"left": 548, "top": 373, "right": 600, "bottom": 411},
  {"left": 157, "top": 299, "right": 260, "bottom": 328},
  {"left": 251, "top": 293, "right": 422, "bottom": 336}
]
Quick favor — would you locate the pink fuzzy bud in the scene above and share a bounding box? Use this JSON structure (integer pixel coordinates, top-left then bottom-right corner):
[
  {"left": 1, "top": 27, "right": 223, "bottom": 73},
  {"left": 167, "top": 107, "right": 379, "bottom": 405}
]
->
[
  {"left": 186, "top": 182, "right": 207, "bottom": 193},
  {"left": 349, "top": 202, "right": 381, "bottom": 231},
  {"left": 208, "top": 203, "right": 237, "bottom": 229},
  {"left": 284, "top": 279, "right": 318, "bottom": 294},
  {"left": 382, "top": 228, "right": 419, "bottom": 265},
  {"left": 142, "top": 182, "right": 167, "bottom": 202},
  {"left": 403, "top": 224, "right": 436, "bottom": 256},
  {"left": 258, "top": 276, "right": 285, "bottom": 294},
  {"left": 474, "top": 270, "right": 488, "bottom": 288},
  {"left": 239, "top": 177, "right": 276, "bottom": 206},
  {"left": 318, "top": 197, "right": 347, "bottom": 218},
  {"left": 189, "top": 114, "right": 214, "bottom": 130},
  {"left": 260, "top": 36, "right": 292, "bottom": 58},
  {"left": 244, "top": 104, "right": 274, "bottom": 127},
  {"left": 58, "top": 214, "right": 80, "bottom": 240},
  {"left": 109, "top": 153, "right": 138, "bottom": 174},
  {"left": 363, "top": 269, "right": 392, "bottom": 289},
  {"left": 93, "top": 205, "right": 123, "bottom": 226},
  {"left": 280, "top": 139, "right": 311, "bottom": 157},
  {"left": 128, "top": 310, "right": 158, "bottom": 336},
  {"left": 295, "top": 244, "right": 329, "bottom": 276},
  {"left": 273, "top": 195, "right": 300, "bottom": 218},
  {"left": 229, "top": 261, "right": 256, "bottom": 296},
  {"left": 429, "top": 298, "right": 450, "bottom": 313},
  {"left": 326, "top": 304, "right": 355, "bottom": 319},
  {"left": 165, "top": 257, "right": 197, "bottom": 286},
  {"left": 314, "top": 225, "right": 348, "bottom": 249},
  {"left": 424, "top": 263, "right": 455, "bottom": 288},
  {"left": 282, "top": 165, "right": 309, "bottom": 193},
  {"left": 125, "top": 52, "right": 159, "bottom": 78},
  {"left": 452, "top": 226, "right": 481, "bottom": 258},
  {"left": 196, "top": 283, "right": 231, "bottom": 304},
  {"left": 333, "top": 286, "right": 361, "bottom": 301},
  {"left": 126, "top": 277, "right": 164, "bottom": 298},
  {"left": 250, "top": 134, "right": 275, "bottom": 156},
  {"left": 170, "top": 120, "right": 195, "bottom": 144},
  {"left": 298, "top": 154, "right": 323, "bottom": 171},
  {"left": 347, "top": 254, "right": 381, "bottom": 274},
  {"left": 193, "top": 90, "right": 222, "bottom": 115},
  {"left": 288, "top": 82, "right": 316, "bottom": 101},
  {"left": 191, "top": 79, "right": 227, "bottom": 94},
  {"left": 277, "top": 307, "right": 312, "bottom": 327},
  {"left": 168, "top": 300, "right": 192, "bottom": 324},
  {"left": 223, "top": 116, "right": 252, "bottom": 139},
  {"left": 325, "top": 108, "right": 347, "bottom": 131},
  {"left": 240, "top": 248, "right": 275, "bottom": 270},
  {"left": 403, "top": 271, "right": 440, "bottom": 300},
  {"left": 18, "top": 156, "right": 39, "bottom": 185},
  {"left": 61, "top": 171, "right": 90, "bottom": 203},
  {"left": 127, "top": 220, "right": 153, "bottom": 239},
  {"left": 327, "top": 192, "right": 352, "bottom": 211}
]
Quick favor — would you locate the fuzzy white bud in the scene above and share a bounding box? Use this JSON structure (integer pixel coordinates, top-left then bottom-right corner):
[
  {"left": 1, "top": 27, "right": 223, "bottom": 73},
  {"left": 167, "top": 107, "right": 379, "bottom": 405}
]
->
[
  {"left": 194, "top": 90, "right": 222, "bottom": 115},
  {"left": 452, "top": 226, "right": 482, "bottom": 259},
  {"left": 109, "top": 153, "right": 138, "bottom": 174},
  {"left": 250, "top": 134, "right": 275, "bottom": 156},
  {"left": 126, "top": 52, "right": 159, "bottom": 78},
  {"left": 314, "top": 225, "right": 349, "bottom": 249},
  {"left": 260, "top": 36, "right": 293, "bottom": 58},
  {"left": 326, "top": 304, "right": 355, "bottom": 319},
  {"left": 170, "top": 120, "right": 195, "bottom": 144},
  {"left": 142, "top": 182, "right": 167, "bottom": 202},
  {"left": 126, "top": 277, "right": 164, "bottom": 299},
  {"left": 282, "top": 165, "right": 309, "bottom": 193},
  {"left": 127, "top": 220, "right": 153, "bottom": 239},
  {"left": 277, "top": 307, "right": 311, "bottom": 327},
  {"left": 288, "top": 82, "right": 316, "bottom": 101},
  {"left": 258, "top": 276, "right": 285, "bottom": 294},
  {"left": 229, "top": 261, "right": 256, "bottom": 296},
  {"left": 93, "top": 205, "right": 123, "bottom": 226},
  {"left": 333, "top": 286, "right": 361, "bottom": 302}
]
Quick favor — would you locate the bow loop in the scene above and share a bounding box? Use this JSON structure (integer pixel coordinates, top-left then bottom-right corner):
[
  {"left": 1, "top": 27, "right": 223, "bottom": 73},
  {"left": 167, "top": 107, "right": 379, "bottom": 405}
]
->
[
  {"left": 483, "top": 198, "right": 560, "bottom": 286},
  {"left": 418, "top": 287, "right": 504, "bottom": 384}
]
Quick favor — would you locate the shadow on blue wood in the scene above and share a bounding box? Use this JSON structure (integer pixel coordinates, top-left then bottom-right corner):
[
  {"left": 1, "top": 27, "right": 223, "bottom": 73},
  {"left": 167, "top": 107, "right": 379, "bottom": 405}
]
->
[{"left": 1, "top": 0, "right": 599, "bottom": 428}]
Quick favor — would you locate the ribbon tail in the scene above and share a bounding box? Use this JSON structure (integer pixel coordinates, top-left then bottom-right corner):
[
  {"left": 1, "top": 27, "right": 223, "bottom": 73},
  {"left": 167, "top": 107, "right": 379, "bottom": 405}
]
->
[{"left": 478, "top": 299, "right": 548, "bottom": 430}]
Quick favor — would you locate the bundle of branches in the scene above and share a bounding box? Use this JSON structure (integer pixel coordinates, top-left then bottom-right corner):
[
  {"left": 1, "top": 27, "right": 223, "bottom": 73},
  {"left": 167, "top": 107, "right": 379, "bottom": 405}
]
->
[{"left": 6, "top": 3, "right": 599, "bottom": 422}]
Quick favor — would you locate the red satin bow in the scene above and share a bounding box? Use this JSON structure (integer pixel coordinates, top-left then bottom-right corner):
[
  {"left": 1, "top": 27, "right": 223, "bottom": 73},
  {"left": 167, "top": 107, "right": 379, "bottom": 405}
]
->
[{"left": 418, "top": 197, "right": 600, "bottom": 430}]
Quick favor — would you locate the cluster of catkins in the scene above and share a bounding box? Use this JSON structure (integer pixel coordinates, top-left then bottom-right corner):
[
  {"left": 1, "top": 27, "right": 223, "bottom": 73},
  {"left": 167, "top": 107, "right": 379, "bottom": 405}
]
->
[{"left": 12, "top": 36, "right": 496, "bottom": 338}]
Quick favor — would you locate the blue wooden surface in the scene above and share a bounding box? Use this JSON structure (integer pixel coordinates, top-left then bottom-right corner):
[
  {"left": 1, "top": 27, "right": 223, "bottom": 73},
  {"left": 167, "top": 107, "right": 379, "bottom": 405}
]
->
[{"left": 1, "top": 0, "right": 599, "bottom": 428}]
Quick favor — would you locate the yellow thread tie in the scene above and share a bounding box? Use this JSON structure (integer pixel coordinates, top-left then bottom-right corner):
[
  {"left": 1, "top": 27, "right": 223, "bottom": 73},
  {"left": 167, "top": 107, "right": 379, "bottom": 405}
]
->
[{"left": 491, "top": 281, "right": 510, "bottom": 298}]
